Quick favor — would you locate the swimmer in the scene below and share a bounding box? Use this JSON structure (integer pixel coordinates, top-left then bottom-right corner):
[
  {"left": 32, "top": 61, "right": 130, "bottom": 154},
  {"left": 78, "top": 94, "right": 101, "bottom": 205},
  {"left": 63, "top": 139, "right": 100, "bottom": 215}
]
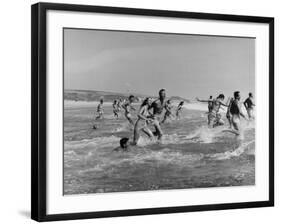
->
[
  {"left": 226, "top": 97, "right": 234, "bottom": 128},
  {"left": 197, "top": 94, "right": 228, "bottom": 128},
  {"left": 113, "top": 137, "right": 130, "bottom": 152},
  {"left": 122, "top": 95, "right": 136, "bottom": 125},
  {"left": 117, "top": 98, "right": 123, "bottom": 111},
  {"left": 92, "top": 124, "right": 98, "bottom": 130},
  {"left": 244, "top": 92, "right": 255, "bottom": 120},
  {"left": 112, "top": 99, "right": 119, "bottom": 119},
  {"left": 161, "top": 99, "right": 173, "bottom": 123},
  {"left": 149, "top": 89, "right": 167, "bottom": 140},
  {"left": 208, "top": 95, "right": 213, "bottom": 112},
  {"left": 95, "top": 98, "right": 104, "bottom": 120},
  {"left": 228, "top": 91, "right": 247, "bottom": 135},
  {"left": 175, "top": 101, "right": 184, "bottom": 120},
  {"left": 133, "top": 97, "right": 154, "bottom": 145}
]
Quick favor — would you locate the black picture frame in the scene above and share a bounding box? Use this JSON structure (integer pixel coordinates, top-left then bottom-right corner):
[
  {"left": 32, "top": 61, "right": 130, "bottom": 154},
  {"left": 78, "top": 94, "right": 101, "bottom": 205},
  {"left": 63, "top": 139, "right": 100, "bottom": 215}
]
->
[{"left": 31, "top": 2, "right": 274, "bottom": 222}]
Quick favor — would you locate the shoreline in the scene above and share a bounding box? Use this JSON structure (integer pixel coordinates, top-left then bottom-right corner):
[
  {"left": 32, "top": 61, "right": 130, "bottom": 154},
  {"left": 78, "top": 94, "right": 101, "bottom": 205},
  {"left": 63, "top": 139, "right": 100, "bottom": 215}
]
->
[
  {"left": 64, "top": 100, "right": 209, "bottom": 111},
  {"left": 64, "top": 100, "right": 250, "bottom": 115}
]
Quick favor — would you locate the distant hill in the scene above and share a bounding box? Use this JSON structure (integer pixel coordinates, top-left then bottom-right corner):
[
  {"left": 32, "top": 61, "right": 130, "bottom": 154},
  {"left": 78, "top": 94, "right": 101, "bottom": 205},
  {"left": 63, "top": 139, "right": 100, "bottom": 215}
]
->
[{"left": 64, "top": 89, "right": 190, "bottom": 103}]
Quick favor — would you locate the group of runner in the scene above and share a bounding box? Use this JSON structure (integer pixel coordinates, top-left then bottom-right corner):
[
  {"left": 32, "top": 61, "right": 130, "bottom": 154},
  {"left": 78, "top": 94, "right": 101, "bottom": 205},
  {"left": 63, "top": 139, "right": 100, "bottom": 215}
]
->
[
  {"left": 95, "top": 89, "right": 184, "bottom": 146},
  {"left": 197, "top": 91, "right": 255, "bottom": 135},
  {"left": 95, "top": 89, "right": 255, "bottom": 151}
]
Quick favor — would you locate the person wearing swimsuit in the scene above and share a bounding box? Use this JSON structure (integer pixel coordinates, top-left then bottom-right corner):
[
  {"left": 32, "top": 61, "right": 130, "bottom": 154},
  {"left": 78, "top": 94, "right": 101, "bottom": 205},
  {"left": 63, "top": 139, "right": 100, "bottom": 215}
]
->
[
  {"left": 112, "top": 100, "right": 119, "bottom": 119},
  {"left": 117, "top": 98, "right": 123, "bottom": 112},
  {"left": 113, "top": 137, "right": 130, "bottom": 152},
  {"left": 149, "top": 89, "right": 167, "bottom": 140},
  {"left": 176, "top": 101, "right": 184, "bottom": 120},
  {"left": 161, "top": 99, "right": 173, "bottom": 123},
  {"left": 229, "top": 91, "right": 247, "bottom": 134},
  {"left": 208, "top": 96, "right": 213, "bottom": 112},
  {"left": 226, "top": 97, "right": 234, "bottom": 128},
  {"left": 122, "top": 95, "right": 136, "bottom": 125},
  {"left": 133, "top": 97, "right": 154, "bottom": 145},
  {"left": 197, "top": 94, "right": 227, "bottom": 128},
  {"left": 244, "top": 92, "right": 255, "bottom": 120},
  {"left": 95, "top": 98, "right": 104, "bottom": 120}
]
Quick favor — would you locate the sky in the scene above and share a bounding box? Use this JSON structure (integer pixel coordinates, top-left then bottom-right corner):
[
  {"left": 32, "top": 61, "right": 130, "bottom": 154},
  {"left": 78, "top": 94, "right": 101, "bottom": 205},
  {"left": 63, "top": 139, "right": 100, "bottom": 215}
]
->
[{"left": 64, "top": 28, "right": 255, "bottom": 99}]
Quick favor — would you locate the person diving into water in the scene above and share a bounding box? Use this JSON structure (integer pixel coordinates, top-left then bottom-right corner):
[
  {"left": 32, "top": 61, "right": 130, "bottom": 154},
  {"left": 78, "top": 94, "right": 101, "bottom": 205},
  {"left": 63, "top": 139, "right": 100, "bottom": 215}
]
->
[
  {"left": 133, "top": 97, "right": 154, "bottom": 145},
  {"left": 197, "top": 94, "right": 228, "bottom": 128}
]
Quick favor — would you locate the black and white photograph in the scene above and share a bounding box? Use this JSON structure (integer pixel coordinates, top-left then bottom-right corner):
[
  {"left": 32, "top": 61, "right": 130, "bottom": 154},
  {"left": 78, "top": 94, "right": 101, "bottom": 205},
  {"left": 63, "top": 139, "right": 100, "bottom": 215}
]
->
[
  {"left": 63, "top": 28, "right": 256, "bottom": 195},
  {"left": 0, "top": 0, "right": 278, "bottom": 223}
]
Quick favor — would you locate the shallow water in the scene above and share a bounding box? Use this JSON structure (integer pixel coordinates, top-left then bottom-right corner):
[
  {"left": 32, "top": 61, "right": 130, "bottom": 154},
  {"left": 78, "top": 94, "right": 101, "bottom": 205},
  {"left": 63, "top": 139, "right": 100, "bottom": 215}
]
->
[{"left": 64, "top": 102, "right": 255, "bottom": 195}]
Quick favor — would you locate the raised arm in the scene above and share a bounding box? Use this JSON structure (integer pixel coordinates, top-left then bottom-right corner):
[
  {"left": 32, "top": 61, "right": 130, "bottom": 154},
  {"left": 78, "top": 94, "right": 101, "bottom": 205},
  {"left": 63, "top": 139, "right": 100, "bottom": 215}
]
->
[
  {"left": 220, "top": 102, "right": 228, "bottom": 107},
  {"left": 196, "top": 97, "right": 212, "bottom": 103}
]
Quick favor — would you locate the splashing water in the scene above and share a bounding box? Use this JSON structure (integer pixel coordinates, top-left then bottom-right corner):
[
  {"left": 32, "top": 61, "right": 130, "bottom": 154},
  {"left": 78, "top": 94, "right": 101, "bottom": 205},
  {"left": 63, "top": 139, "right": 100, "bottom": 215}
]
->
[
  {"left": 64, "top": 102, "right": 255, "bottom": 195},
  {"left": 206, "top": 140, "right": 255, "bottom": 160}
]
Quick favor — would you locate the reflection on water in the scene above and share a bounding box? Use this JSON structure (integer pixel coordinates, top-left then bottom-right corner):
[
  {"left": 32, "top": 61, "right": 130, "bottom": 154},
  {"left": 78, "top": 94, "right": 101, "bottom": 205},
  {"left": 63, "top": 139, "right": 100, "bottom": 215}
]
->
[{"left": 64, "top": 102, "right": 255, "bottom": 195}]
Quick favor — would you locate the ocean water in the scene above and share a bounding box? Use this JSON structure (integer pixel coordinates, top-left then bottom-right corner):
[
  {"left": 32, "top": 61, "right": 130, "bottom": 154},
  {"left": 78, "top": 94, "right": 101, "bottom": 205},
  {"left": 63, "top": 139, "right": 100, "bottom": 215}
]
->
[{"left": 64, "top": 101, "right": 255, "bottom": 195}]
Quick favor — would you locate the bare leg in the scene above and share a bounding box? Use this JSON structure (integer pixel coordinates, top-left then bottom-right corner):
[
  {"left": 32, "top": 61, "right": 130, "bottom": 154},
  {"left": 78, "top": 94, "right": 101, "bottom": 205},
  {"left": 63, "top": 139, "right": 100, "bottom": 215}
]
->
[
  {"left": 153, "top": 119, "right": 163, "bottom": 140},
  {"left": 221, "top": 115, "right": 241, "bottom": 136},
  {"left": 176, "top": 112, "right": 180, "bottom": 120},
  {"left": 227, "top": 114, "right": 232, "bottom": 128},
  {"left": 114, "top": 112, "right": 118, "bottom": 119},
  {"left": 214, "top": 118, "right": 224, "bottom": 127},
  {"left": 125, "top": 113, "right": 134, "bottom": 125},
  {"left": 133, "top": 120, "right": 140, "bottom": 145},
  {"left": 208, "top": 115, "right": 215, "bottom": 128},
  {"left": 247, "top": 108, "right": 254, "bottom": 120},
  {"left": 161, "top": 114, "right": 168, "bottom": 124},
  {"left": 95, "top": 114, "right": 102, "bottom": 120},
  {"left": 142, "top": 126, "right": 154, "bottom": 138}
]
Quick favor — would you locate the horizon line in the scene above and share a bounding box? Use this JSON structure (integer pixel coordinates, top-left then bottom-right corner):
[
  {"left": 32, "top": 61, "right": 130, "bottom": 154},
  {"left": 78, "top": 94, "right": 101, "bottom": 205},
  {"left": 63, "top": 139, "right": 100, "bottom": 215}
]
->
[{"left": 64, "top": 88, "right": 190, "bottom": 100}]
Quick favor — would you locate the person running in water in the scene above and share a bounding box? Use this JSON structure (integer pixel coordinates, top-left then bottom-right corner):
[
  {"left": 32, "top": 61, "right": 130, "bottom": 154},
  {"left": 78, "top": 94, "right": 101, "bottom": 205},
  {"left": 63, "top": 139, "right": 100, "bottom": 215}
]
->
[
  {"left": 244, "top": 92, "right": 255, "bottom": 120},
  {"left": 149, "top": 89, "right": 167, "bottom": 140},
  {"left": 112, "top": 99, "right": 119, "bottom": 119},
  {"left": 95, "top": 98, "right": 104, "bottom": 120},
  {"left": 228, "top": 91, "right": 247, "bottom": 135},
  {"left": 161, "top": 99, "right": 173, "bottom": 124},
  {"left": 226, "top": 97, "right": 234, "bottom": 128},
  {"left": 197, "top": 94, "right": 228, "bottom": 128},
  {"left": 122, "top": 95, "right": 136, "bottom": 125},
  {"left": 208, "top": 96, "right": 213, "bottom": 112},
  {"left": 117, "top": 98, "right": 122, "bottom": 111},
  {"left": 133, "top": 97, "right": 154, "bottom": 145},
  {"left": 176, "top": 101, "right": 184, "bottom": 119}
]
